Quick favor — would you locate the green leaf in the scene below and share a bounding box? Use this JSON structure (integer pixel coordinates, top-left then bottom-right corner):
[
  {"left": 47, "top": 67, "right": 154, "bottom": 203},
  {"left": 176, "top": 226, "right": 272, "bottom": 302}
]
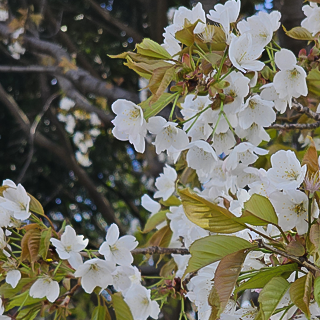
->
[
  {"left": 0, "top": 278, "right": 34, "bottom": 299},
  {"left": 258, "top": 277, "right": 290, "bottom": 320},
  {"left": 112, "top": 292, "right": 134, "bottom": 320},
  {"left": 289, "top": 272, "right": 313, "bottom": 318},
  {"left": 146, "top": 225, "right": 172, "bottom": 248},
  {"left": 209, "top": 250, "right": 248, "bottom": 320},
  {"left": 238, "top": 194, "right": 278, "bottom": 226},
  {"left": 16, "top": 304, "right": 41, "bottom": 320},
  {"left": 136, "top": 38, "right": 172, "bottom": 60},
  {"left": 28, "top": 193, "right": 44, "bottom": 215},
  {"left": 142, "top": 210, "right": 168, "bottom": 233},
  {"left": 314, "top": 277, "right": 320, "bottom": 307},
  {"left": 6, "top": 290, "right": 44, "bottom": 311},
  {"left": 286, "top": 239, "right": 305, "bottom": 257},
  {"left": 91, "top": 305, "right": 111, "bottom": 320},
  {"left": 140, "top": 92, "right": 179, "bottom": 120},
  {"left": 184, "top": 235, "right": 254, "bottom": 276},
  {"left": 39, "top": 227, "right": 52, "bottom": 259},
  {"left": 307, "top": 67, "right": 320, "bottom": 96},
  {"left": 235, "top": 263, "right": 298, "bottom": 295},
  {"left": 179, "top": 188, "right": 245, "bottom": 233},
  {"left": 284, "top": 26, "right": 314, "bottom": 41},
  {"left": 160, "top": 195, "right": 181, "bottom": 207},
  {"left": 148, "top": 66, "right": 176, "bottom": 103}
]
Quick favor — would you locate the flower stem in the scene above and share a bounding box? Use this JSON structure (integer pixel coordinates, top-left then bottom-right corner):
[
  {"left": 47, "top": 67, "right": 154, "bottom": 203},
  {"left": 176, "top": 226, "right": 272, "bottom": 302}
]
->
[
  {"left": 307, "top": 195, "right": 313, "bottom": 236},
  {"left": 169, "top": 94, "right": 179, "bottom": 121},
  {"left": 276, "top": 226, "right": 289, "bottom": 244},
  {"left": 53, "top": 260, "right": 62, "bottom": 276}
]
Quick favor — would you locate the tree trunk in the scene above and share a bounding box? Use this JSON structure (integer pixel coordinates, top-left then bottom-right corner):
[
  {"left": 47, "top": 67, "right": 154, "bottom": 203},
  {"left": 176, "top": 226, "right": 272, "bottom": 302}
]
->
[{"left": 273, "top": 0, "right": 306, "bottom": 55}]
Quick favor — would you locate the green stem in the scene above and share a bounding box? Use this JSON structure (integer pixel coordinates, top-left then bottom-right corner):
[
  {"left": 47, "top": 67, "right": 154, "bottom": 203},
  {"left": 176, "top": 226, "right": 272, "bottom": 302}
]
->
[
  {"left": 307, "top": 196, "right": 313, "bottom": 236},
  {"left": 276, "top": 225, "right": 289, "bottom": 244},
  {"left": 272, "top": 39, "right": 282, "bottom": 50},
  {"left": 169, "top": 94, "right": 179, "bottom": 121},
  {"left": 218, "top": 67, "right": 235, "bottom": 82},
  {"left": 11, "top": 243, "right": 21, "bottom": 249},
  {"left": 222, "top": 112, "right": 236, "bottom": 136},
  {"left": 53, "top": 260, "right": 62, "bottom": 276},
  {"left": 266, "top": 47, "right": 276, "bottom": 72},
  {"left": 216, "top": 49, "right": 228, "bottom": 80},
  {"left": 212, "top": 100, "right": 224, "bottom": 137},
  {"left": 179, "top": 105, "right": 212, "bottom": 125}
]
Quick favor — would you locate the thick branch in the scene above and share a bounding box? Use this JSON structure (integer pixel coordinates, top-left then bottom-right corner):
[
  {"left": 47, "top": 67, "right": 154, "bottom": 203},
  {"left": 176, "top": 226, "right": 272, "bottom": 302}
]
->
[
  {"left": 86, "top": 0, "right": 143, "bottom": 43},
  {"left": 0, "top": 65, "right": 58, "bottom": 72},
  {"left": 0, "top": 84, "right": 125, "bottom": 233},
  {"left": 292, "top": 100, "right": 320, "bottom": 121}
]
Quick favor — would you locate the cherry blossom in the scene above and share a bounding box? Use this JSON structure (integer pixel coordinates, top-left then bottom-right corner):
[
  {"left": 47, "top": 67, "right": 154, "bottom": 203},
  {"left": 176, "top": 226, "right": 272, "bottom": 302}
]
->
[
  {"left": 273, "top": 49, "right": 308, "bottom": 108},
  {"left": 147, "top": 116, "right": 189, "bottom": 154},
  {"left": 111, "top": 99, "right": 147, "bottom": 153},
  {"left": 50, "top": 226, "right": 88, "bottom": 269},
  {"left": 74, "top": 258, "right": 115, "bottom": 293},
  {"left": 99, "top": 223, "right": 138, "bottom": 266},
  {"left": 207, "top": 0, "right": 241, "bottom": 43},
  {"left": 154, "top": 164, "right": 177, "bottom": 201},
  {"left": 124, "top": 284, "right": 160, "bottom": 320},
  {"left": 59, "top": 97, "right": 75, "bottom": 111},
  {"left": 29, "top": 276, "right": 60, "bottom": 303},
  {"left": 266, "top": 150, "right": 307, "bottom": 190},
  {"left": 0, "top": 184, "right": 30, "bottom": 221},
  {"left": 229, "top": 33, "right": 265, "bottom": 73},
  {"left": 0, "top": 298, "right": 10, "bottom": 320},
  {"left": 301, "top": 2, "right": 320, "bottom": 36},
  {"left": 6, "top": 270, "right": 21, "bottom": 288}
]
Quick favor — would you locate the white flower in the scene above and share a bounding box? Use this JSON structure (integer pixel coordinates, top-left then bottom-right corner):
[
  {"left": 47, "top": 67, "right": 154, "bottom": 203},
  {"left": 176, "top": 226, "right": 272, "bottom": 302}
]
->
[
  {"left": 59, "top": 97, "right": 75, "bottom": 111},
  {"left": 90, "top": 112, "right": 101, "bottom": 126},
  {"left": 141, "top": 194, "right": 160, "bottom": 214},
  {"left": 0, "top": 184, "right": 30, "bottom": 220},
  {"left": 50, "top": 226, "right": 88, "bottom": 269},
  {"left": 212, "top": 130, "right": 236, "bottom": 156},
  {"left": 237, "top": 11, "right": 281, "bottom": 49},
  {"left": 147, "top": 116, "right": 189, "bottom": 154},
  {"left": 6, "top": 270, "right": 21, "bottom": 288},
  {"left": 207, "top": 0, "right": 241, "bottom": 43},
  {"left": 266, "top": 150, "right": 307, "bottom": 190},
  {"left": 236, "top": 123, "right": 271, "bottom": 146},
  {"left": 223, "top": 71, "right": 250, "bottom": 113},
  {"left": 112, "top": 99, "right": 147, "bottom": 153},
  {"left": 0, "top": 205, "right": 12, "bottom": 228},
  {"left": 0, "top": 228, "right": 9, "bottom": 257},
  {"left": 229, "top": 33, "right": 265, "bottom": 73},
  {"left": 8, "top": 42, "right": 25, "bottom": 60},
  {"left": 238, "top": 95, "right": 276, "bottom": 129},
  {"left": 260, "top": 83, "right": 287, "bottom": 114},
  {"left": 184, "top": 119, "right": 212, "bottom": 142},
  {"left": 74, "top": 258, "right": 115, "bottom": 293},
  {"left": 29, "top": 276, "right": 60, "bottom": 302},
  {"left": 224, "top": 142, "right": 268, "bottom": 171},
  {"left": 58, "top": 114, "right": 76, "bottom": 134},
  {"left": 112, "top": 265, "right": 136, "bottom": 292},
  {"left": 186, "top": 140, "right": 218, "bottom": 174},
  {"left": 75, "top": 151, "right": 92, "bottom": 167},
  {"left": 124, "top": 284, "right": 160, "bottom": 320},
  {"left": 301, "top": 2, "right": 320, "bottom": 36},
  {"left": 273, "top": 49, "right": 308, "bottom": 108},
  {"left": 161, "top": 34, "right": 181, "bottom": 56},
  {"left": 181, "top": 94, "right": 212, "bottom": 120},
  {"left": 229, "top": 189, "right": 251, "bottom": 217},
  {"left": 270, "top": 190, "right": 309, "bottom": 235},
  {"left": 0, "top": 298, "right": 10, "bottom": 319},
  {"left": 0, "top": 9, "right": 8, "bottom": 22},
  {"left": 154, "top": 164, "right": 177, "bottom": 201},
  {"left": 172, "top": 254, "right": 191, "bottom": 278},
  {"left": 99, "top": 224, "right": 138, "bottom": 266}
]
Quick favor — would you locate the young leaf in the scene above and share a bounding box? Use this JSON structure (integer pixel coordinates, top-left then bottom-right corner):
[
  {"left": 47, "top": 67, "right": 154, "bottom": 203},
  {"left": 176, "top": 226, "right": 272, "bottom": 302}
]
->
[
  {"left": 258, "top": 277, "right": 290, "bottom": 320},
  {"left": 38, "top": 227, "right": 52, "bottom": 259},
  {"left": 28, "top": 193, "right": 44, "bottom": 215},
  {"left": 309, "top": 221, "right": 320, "bottom": 254},
  {"left": 315, "top": 277, "right": 320, "bottom": 307},
  {"left": 0, "top": 278, "right": 34, "bottom": 299},
  {"left": 184, "top": 235, "right": 254, "bottom": 276},
  {"left": 21, "top": 228, "right": 42, "bottom": 264},
  {"left": 146, "top": 225, "right": 172, "bottom": 248},
  {"left": 283, "top": 26, "right": 314, "bottom": 41},
  {"left": 289, "top": 272, "right": 313, "bottom": 318},
  {"left": 302, "top": 137, "right": 319, "bottom": 175},
  {"left": 238, "top": 194, "right": 278, "bottom": 226},
  {"left": 140, "top": 92, "right": 179, "bottom": 120},
  {"left": 209, "top": 249, "right": 248, "bottom": 320},
  {"left": 91, "top": 305, "right": 111, "bottom": 320},
  {"left": 235, "top": 263, "right": 298, "bottom": 295},
  {"left": 136, "top": 38, "right": 172, "bottom": 60},
  {"left": 141, "top": 210, "right": 168, "bottom": 233},
  {"left": 307, "top": 67, "right": 320, "bottom": 96},
  {"left": 112, "top": 292, "right": 134, "bottom": 320},
  {"left": 179, "top": 188, "right": 245, "bottom": 233},
  {"left": 6, "top": 290, "right": 44, "bottom": 311}
]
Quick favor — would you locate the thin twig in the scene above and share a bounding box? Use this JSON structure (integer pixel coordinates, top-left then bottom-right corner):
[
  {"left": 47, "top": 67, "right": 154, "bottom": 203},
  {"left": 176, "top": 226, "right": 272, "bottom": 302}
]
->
[
  {"left": 16, "top": 92, "right": 60, "bottom": 183},
  {"left": 268, "top": 121, "right": 320, "bottom": 130}
]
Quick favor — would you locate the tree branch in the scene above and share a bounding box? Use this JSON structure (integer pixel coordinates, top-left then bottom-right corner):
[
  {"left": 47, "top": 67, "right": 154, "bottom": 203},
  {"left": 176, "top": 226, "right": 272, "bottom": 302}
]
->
[
  {"left": 0, "top": 83, "right": 125, "bottom": 234},
  {"left": 268, "top": 121, "right": 320, "bottom": 130},
  {"left": 0, "top": 65, "right": 58, "bottom": 72},
  {"left": 86, "top": 0, "right": 143, "bottom": 43}
]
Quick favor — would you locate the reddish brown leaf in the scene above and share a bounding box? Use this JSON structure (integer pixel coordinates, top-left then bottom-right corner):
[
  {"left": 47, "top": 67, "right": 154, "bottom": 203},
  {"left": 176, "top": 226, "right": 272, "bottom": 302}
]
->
[
  {"left": 302, "top": 137, "right": 319, "bottom": 175},
  {"left": 21, "top": 228, "right": 42, "bottom": 264}
]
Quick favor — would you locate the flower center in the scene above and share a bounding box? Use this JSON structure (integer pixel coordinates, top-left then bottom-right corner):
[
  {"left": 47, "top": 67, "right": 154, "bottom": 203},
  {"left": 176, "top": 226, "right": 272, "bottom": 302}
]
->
[
  {"left": 294, "top": 203, "right": 306, "bottom": 217},
  {"left": 129, "top": 108, "right": 140, "bottom": 120},
  {"left": 284, "top": 169, "right": 299, "bottom": 181}
]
